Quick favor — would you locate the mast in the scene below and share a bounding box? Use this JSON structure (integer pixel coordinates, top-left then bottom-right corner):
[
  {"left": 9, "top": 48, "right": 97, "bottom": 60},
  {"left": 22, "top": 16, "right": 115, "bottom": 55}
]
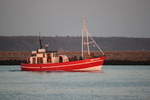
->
[
  {"left": 81, "top": 17, "right": 90, "bottom": 58},
  {"left": 81, "top": 17, "right": 105, "bottom": 58}
]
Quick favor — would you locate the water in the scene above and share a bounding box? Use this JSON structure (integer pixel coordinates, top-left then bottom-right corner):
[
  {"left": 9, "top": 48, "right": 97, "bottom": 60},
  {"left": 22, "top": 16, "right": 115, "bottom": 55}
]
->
[{"left": 0, "top": 65, "right": 150, "bottom": 100}]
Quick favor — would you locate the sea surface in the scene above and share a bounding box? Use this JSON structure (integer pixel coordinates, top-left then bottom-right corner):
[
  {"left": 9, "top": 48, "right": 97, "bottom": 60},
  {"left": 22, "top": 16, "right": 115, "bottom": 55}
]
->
[{"left": 0, "top": 65, "right": 150, "bottom": 100}]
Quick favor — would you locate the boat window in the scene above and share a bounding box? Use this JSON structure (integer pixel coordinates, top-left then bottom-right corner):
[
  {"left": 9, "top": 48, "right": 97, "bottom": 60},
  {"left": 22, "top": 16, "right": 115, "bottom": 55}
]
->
[
  {"left": 47, "top": 58, "right": 51, "bottom": 63},
  {"left": 37, "top": 57, "right": 43, "bottom": 64},
  {"left": 33, "top": 58, "right": 36, "bottom": 64},
  {"left": 47, "top": 54, "right": 51, "bottom": 58},
  {"left": 31, "top": 54, "right": 36, "bottom": 56},
  {"left": 59, "top": 56, "right": 63, "bottom": 63}
]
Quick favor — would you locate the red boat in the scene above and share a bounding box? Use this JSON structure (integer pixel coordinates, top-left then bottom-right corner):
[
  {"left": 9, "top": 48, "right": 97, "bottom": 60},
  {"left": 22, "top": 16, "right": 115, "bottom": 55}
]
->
[
  {"left": 21, "top": 17, "right": 105, "bottom": 71},
  {"left": 21, "top": 56, "right": 105, "bottom": 72}
]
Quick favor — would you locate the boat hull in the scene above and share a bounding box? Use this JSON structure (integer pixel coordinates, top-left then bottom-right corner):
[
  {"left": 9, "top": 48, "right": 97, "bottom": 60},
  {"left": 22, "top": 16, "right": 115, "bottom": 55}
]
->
[{"left": 21, "top": 56, "right": 105, "bottom": 72}]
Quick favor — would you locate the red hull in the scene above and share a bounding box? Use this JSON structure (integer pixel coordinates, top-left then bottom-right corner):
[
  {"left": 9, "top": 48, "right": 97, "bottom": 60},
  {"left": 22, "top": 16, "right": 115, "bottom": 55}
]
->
[{"left": 21, "top": 57, "right": 105, "bottom": 72}]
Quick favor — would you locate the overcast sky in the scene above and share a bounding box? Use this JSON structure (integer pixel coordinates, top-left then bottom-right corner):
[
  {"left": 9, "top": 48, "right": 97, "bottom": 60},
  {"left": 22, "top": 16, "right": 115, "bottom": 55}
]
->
[{"left": 0, "top": 0, "right": 150, "bottom": 37}]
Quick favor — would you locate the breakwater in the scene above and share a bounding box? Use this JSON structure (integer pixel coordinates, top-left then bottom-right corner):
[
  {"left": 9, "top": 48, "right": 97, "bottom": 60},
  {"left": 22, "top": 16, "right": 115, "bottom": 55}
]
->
[{"left": 0, "top": 51, "right": 150, "bottom": 65}]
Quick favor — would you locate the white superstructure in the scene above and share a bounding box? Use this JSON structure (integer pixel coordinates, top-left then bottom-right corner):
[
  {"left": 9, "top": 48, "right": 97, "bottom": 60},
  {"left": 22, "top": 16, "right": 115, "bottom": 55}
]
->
[{"left": 29, "top": 49, "right": 69, "bottom": 64}]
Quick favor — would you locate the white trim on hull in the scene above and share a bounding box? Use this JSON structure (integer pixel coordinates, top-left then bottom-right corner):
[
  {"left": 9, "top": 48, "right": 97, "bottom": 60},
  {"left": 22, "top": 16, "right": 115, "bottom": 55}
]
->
[{"left": 74, "top": 65, "right": 102, "bottom": 71}]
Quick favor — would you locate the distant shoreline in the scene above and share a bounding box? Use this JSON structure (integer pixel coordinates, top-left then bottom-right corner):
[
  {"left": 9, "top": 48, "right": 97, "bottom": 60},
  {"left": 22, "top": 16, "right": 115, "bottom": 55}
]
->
[{"left": 0, "top": 36, "right": 150, "bottom": 51}]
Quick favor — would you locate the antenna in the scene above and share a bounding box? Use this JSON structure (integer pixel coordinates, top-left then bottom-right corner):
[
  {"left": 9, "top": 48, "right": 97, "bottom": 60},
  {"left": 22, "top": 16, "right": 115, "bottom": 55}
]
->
[{"left": 39, "top": 32, "right": 43, "bottom": 49}]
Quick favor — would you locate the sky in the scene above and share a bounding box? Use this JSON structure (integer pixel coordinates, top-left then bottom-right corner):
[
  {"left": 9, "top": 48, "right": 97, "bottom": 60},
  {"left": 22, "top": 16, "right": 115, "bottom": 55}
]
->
[{"left": 0, "top": 0, "right": 150, "bottom": 37}]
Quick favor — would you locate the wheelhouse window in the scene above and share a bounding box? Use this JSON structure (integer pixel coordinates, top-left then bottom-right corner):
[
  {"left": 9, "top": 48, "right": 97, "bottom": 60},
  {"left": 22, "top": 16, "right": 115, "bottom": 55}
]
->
[{"left": 37, "top": 57, "right": 43, "bottom": 64}]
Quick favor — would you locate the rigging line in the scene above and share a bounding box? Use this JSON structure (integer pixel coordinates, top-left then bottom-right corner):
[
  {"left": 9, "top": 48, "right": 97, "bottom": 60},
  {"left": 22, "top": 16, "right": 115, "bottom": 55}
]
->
[{"left": 88, "top": 32, "right": 105, "bottom": 56}]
